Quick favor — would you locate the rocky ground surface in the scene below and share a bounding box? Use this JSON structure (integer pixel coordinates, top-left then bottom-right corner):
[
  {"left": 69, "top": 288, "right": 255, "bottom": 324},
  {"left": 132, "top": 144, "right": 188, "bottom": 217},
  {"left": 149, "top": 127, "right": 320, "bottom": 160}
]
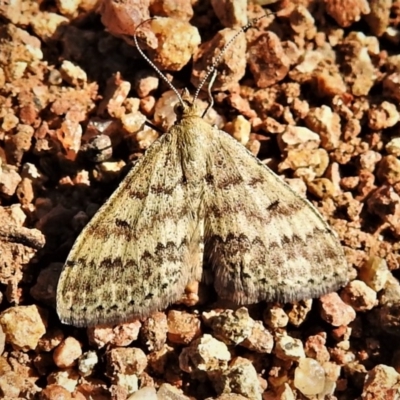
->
[{"left": 1, "top": 0, "right": 400, "bottom": 399}]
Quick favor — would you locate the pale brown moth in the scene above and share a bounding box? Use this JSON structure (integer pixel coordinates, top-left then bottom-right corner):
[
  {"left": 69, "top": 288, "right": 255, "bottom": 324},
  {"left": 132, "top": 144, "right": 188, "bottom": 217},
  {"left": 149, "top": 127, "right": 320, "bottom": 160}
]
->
[{"left": 56, "top": 15, "right": 348, "bottom": 327}]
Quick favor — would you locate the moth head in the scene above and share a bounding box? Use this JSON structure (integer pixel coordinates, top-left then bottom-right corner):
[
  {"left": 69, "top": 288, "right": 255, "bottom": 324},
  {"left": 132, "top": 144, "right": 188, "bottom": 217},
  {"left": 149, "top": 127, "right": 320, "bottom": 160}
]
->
[{"left": 174, "top": 100, "right": 198, "bottom": 118}]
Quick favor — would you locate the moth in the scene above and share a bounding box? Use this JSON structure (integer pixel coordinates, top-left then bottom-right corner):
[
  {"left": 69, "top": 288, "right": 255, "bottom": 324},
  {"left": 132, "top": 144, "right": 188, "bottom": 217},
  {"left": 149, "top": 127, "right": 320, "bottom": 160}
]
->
[{"left": 56, "top": 15, "right": 348, "bottom": 327}]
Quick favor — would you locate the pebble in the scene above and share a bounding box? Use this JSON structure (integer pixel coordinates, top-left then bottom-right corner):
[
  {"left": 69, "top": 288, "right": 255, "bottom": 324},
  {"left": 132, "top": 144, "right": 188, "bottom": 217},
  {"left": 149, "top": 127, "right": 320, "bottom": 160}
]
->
[
  {"left": 133, "top": 70, "right": 159, "bottom": 98},
  {"left": 319, "top": 293, "right": 356, "bottom": 327},
  {"left": 213, "top": 357, "right": 262, "bottom": 400},
  {"left": 224, "top": 115, "right": 251, "bottom": 146},
  {"left": 47, "top": 368, "right": 80, "bottom": 392},
  {"left": 263, "top": 305, "right": 289, "bottom": 329},
  {"left": 179, "top": 334, "right": 231, "bottom": 373},
  {"left": 277, "top": 125, "right": 320, "bottom": 152},
  {"left": 377, "top": 155, "right": 400, "bottom": 185},
  {"left": 324, "top": 0, "right": 370, "bottom": 27},
  {"left": 361, "top": 364, "right": 400, "bottom": 399},
  {"left": 59, "top": 60, "right": 87, "bottom": 87},
  {"left": 293, "top": 358, "right": 326, "bottom": 396},
  {"left": 368, "top": 101, "right": 399, "bottom": 130},
  {"left": 0, "top": 305, "right": 47, "bottom": 351},
  {"left": 53, "top": 336, "right": 82, "bottom": 368},
  {"left": 150, "top": 0, "right": 193, "bottom": 21},
  {"left": 156, "top": 383, "right": 191, "bottom": 400},
  {"left": 359, "top": 256, "right": 389, "bottom": 292},
  {"left": 192, "top": 28, "right": 246, "bottom": 92},
  {"left": 304, "top": 333, "right": 330, "bottom": 364},
  {"left": 365, "top": 0, "right": 391, "bottom": 36},
  {"left": 106, "top": 347, "right": 147, "bottom": 377},
  {"left": 305, "top": 105, "right": 341, "bottom": 150},
  {"left": 240, "top": 321, "right": 274, "bottom": 354},
  {"left": 77, "top": 351, "right": 98, "bottom": 377},
  {"left": 275, "top": 335, "right": 305, "bottom": 361},
  {"left": 341, "top": 280, "right": 378, "bottom": 311},
  {"left": 307, "top": 178, "right": 336, "bottom": 199},
  {"left": 148, "top": 17, "right": 201, "bottom": 71},
  {"left": 211, "top": 0, "right": 247, "bottom": 28},
  {"left": 0, "top": 164, "right": 22, "bottom": 197},
  {"left": 112, "top": 375, "right": 138, "bottom": 396},
  {"left": 167, "top": 310, "right": 201, "bottom": 345},
  {"left": 40, "top": 384, "right": 72, "bottom": 400},
  {"left": 127, "top": 386, "right": 157, "bottom": 400},
  {"left": 286, "top": 299, "right": 312, "bottom": 327},
  {"left": 203, "top": 308, "right": 254, "bottom": 345},
  {"left": 140, "top": 312, "right": 168, "bottom": 352},
  {"left": 87, "top": 320, "right": 141, "bottom": 348},
  {"left": 386, "top": 137, "right": 400, "bottom": 157},
  {"left": 248, "top": 31, "right": 290, "bottom": 88}
]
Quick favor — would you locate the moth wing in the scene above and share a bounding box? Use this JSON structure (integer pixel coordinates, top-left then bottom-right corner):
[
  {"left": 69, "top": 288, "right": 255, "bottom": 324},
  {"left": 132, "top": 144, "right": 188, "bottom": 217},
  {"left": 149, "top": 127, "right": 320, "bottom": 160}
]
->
[
  {"left": 57, "top": 131, "right": 203, "bottom": 327},
  {"left": 204, "top": 128, "right": 348, "bottom": 304}
]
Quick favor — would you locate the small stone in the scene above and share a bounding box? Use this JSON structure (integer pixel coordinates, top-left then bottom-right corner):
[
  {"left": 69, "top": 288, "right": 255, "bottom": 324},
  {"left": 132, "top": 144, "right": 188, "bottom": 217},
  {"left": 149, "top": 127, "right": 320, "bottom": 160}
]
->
[
  {"left": 248, "top": 31, "right": 290, "bottom": 88},
  {"left": 294, "top": 358, "right": 326, "bottom": 397},
  {"left": 305, "top": 105, "right": 341, "bottom": 150},
  {"left": 53, "top": 336, "right": 82, "bottom": 368},
  {"left": 277, "top": 126, "right": 320, "bottom": 152},
  {"left": 224, "top": 115, "right": 251, "bottom": 146},
  {"left": 263, "top": 305, "right": 289, "bottom": 329},
  {"left": 359, "top": 150, "right": 382, "bottom": 172},
  {"left": 359, "top": 256, "right": 389, "bottom": 292},
  {"left": 148, "top": 17, "right": 201, "bottom": 71},
  {"left": 240, "top": 321, "right": 274, "bottom": 354},
  {"left": 149, "top": 0, "right": 193, "bottom": 21},
  {"left": 5, "top": 125, "right": 34, "bottom": 165},
  {"left": 0, "top": 305, "right": 47, "bottom": 351},
  {"left": 127, "top": 386, "right": 158, "bottom": 400},
  {"left": 364, "top": 0, "right": 391, "bottom": 36},
  {"left": 133, "top": 70, "right": 159, "bottom": 98},
  {"left": 192, "top": 28, "right": 246, "bottom": 92},
  {"left": 211, "top": 0, "right": 247, "bottom": 28},
  {"left": 60, "top": 60, "right": 87, "bottom": 87},
  {"left": 320, "top": 292, "right": 356, "bottom": 327},
  {"left": 341, "top": 280, "right": 377, "bottom": 312},
  {"left": 213, "top": 357, "right": 262, "bottom": 400},
  {"left": 279, "top": 148, "right": 329, "bottom": 178},
  {"left": 0, "top": 164, "right": 22, "bottom": 197},
  {"left": 41, "top": 384, "right": 72, "bottom": 400},
  {"left": 47, "top": 368, "right": 80, "bottom": 392},
  {"left": 304, "top": 333, "right": 330, "bottom": 364},
  {"left": 179, "top": 334, "right": 231, "bottom": 373},
  {"left": 78, "top": 351, "right": 98, "bottom": 377},
  {"left": 383, "top": 73, "right": 400, "bottom": 102},
  {"left": 167, "top": 310, "right": 201, "bottom": 345},
  {"left": 386, "top": 137, "right": 400, "bottom": 157},
  {"left": 324, "top": 0, "right": 370, "bottom": 27},
  {"left": 203, "top": 308, "right": 254, "bottom": 345},
  {"left": 156, "top": 383, "right": 191, "bottom": 400},
  {"left": 380, "top": 274, "right": 400, "bottom": 306},
  {"left": 307, "top": 178, "right": 335, "bottom": 199},
  {"left": 140, "top": 312, "right": 168, "bottom": 352},
  {"left": 286, "top": 299, "right": 313, "bottom": 327},
  {"left": 377, "top": 155, "right": 400, "bottom": 185},
  {"left": 87, "top": 320, "right": 141, "bottom": 348},
  {"left": 368, "top": 101, "right": 399, "bottom": 130},
  {"left": 361, "top": 365, "right": 400, "bottom": 399},
  {"left": 106, "top": 347, "right": 147, "bottom": 377},
  {"left": 121, "top": 111, "right": 147, "bottom": 134},
  {"left": 113, "top": 374, "right": 138, "bottom": 396},
  {"left": 98, "top": 72, "right": 131, "bottom": 118},
  {"left": 275, "top": 335, "right": 305, "bottom": 361}
]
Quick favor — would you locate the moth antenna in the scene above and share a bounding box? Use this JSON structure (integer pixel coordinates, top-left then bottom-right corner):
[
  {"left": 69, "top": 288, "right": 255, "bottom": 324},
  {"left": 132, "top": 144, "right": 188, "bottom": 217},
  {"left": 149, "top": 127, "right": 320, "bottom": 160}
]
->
[
  {"left": 133, "top": 18, "right": 185, "bottom": 108},
  {"left": 202, "top": 69, "right": 218, "bottom": 118},
  {"left": 193, "top": 13, "right": 272, "bottom": 104}
]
